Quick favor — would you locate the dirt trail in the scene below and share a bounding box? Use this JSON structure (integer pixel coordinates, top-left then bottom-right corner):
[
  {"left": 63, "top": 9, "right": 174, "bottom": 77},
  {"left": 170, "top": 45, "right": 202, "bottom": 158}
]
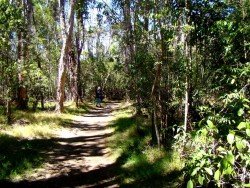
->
[
  {"left": 40, "top": 102, "right": 119, "bottom": 178},
  {"left": 6, "top": 102, "right": 121, "bottom": 188}
]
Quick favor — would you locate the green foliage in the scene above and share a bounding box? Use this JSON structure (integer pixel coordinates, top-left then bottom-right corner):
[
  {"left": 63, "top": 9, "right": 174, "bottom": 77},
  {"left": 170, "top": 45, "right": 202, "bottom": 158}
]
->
[
  {"left": 0, "top": 0, "right": 249, "bottom": 186},
  {"left": 0, "top": 1, "right": 23, "bottom": 40},
  {"left": 82, "top": 53, "right": 128, "bottom": 99},
  {"left": 181, "top": 91, "right": 250, "bottom": 187},
  {"left": 110, "top": 105, "right": 184, "bottom": 187},
  {"left": 26, "top": 62, "right": 50, "bottom": 104},
  {"left": 0, "top": 1, "right": 22, "bottom": 103},
  {"left": 0, "top": 133, "right": 48, "bottom": 180}
]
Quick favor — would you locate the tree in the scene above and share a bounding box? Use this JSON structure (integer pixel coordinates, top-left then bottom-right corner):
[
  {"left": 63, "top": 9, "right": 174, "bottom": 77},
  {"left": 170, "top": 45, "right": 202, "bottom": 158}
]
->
[
  {"left": 0, "top": 0, "right": 23, "bottom": 122},
  {"left": 55, "top": 0, "right": 76, "bottom": 113},
  {"left": 16, "top": 0, "right": 35, "bottom": 109}
]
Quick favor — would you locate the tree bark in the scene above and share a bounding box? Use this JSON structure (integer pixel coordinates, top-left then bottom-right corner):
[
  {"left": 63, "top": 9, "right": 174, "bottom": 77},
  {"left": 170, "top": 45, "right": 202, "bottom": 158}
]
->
[
  {"left": 17, "top": 25, "right": 28, "bottom": 109},
  {"left": 16, "top": 0, "right": 35, "bottom": 109},
  {"left": 122, "top": 0, "right": 134, "bottom": 72},
  {"left": 154, "top": 107, "right": 161, "bottom": 147},
  {"left": 76, "top": 14, "right": 85, "bottom": 104},
  {"left": 55, "top": 0, "right": 76, "bottom": 113},
  {"left": 68, "top": 48, "right": 78, "bottom": 106},
  {"left": 184, "top": 0, "right": 191, "bottom": 132}
]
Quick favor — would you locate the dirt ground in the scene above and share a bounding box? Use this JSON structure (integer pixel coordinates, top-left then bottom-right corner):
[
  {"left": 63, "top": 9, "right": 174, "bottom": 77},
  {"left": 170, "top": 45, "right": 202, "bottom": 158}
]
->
[{"left": 2, "top": 102, "right": 122, "bottom": 188}]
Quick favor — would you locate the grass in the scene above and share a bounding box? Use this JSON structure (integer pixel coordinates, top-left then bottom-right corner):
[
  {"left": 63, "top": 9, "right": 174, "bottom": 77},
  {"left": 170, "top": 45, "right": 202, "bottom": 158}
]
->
[
  {"left": 0, "top": 101, "right": 184, "bottom": 186},
  {"left": 0, "top": 133, "right": 54, "bottom": 181},
  {"left": 64, "top": 101, "right": 91, "bottom": 115},
  {"left": 0, "top": 101, "right": 88, "bottom": 180},
  {"left": 109, "top": 103, "right": 184, "bottom": 187}
]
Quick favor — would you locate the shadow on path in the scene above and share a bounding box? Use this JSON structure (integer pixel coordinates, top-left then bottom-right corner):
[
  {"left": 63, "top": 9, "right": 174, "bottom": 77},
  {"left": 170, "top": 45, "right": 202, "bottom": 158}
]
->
[
  {"left": 0, "top": 162, "right": 120, "bottom": 188},
  {"left": 0, "top": 102, "right": 121, "bottom": 188}
]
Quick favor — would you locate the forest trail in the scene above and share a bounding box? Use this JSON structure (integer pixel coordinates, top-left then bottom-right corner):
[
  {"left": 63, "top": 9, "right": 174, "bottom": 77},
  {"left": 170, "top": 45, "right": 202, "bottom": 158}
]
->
[{"left": 5, "top": 102, "right": 121, "bottom": 188}]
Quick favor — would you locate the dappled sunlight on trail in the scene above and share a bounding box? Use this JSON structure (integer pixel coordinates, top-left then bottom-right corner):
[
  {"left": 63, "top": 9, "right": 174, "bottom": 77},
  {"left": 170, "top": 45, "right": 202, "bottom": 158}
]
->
[{"left": 0, "top": 102, "right": 121, "bottom": 188}]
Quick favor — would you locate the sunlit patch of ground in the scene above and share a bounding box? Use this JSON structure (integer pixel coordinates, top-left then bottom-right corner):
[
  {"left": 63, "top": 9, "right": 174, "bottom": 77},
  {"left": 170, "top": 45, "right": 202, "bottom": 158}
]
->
[
  {"left": 0, "top": 102, "right": 122, "bottom": 188},
  {"left": 109, "top": 103, "right": 184, "bottom": 187}
]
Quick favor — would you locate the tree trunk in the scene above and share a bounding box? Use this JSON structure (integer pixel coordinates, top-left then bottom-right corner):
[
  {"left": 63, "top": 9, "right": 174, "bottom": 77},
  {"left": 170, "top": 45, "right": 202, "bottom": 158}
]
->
[
  {"left": 184, "top": 0, "right": 191, "bottom": 132},
  {"left": 17, "top": 0, "right": 25, "bottom": 108},
  {"left": 151, "top": 110, "right": 157, "bottom": 145},
  {"left": 6, "top": 89, "right": 11, "bottom": 125},
  {"left": 151, "top": 62, "right": 162, "bottom": 147},
  {"left": 55, "top": 0, "right": 76, "bottom": 113},
  {"left": 76, "top": 15, "right": 85, "bottom": 104},
  {"left": 69, "top": 49, "right": 78, "bottom": 106},
  {"left": 40, "top": 92, "right": 44, "bottom": 110},
  {"left": 184, "top": 76, "right": 189, "bottom": 132},
  {"left": 154, "top": 107, "right": 161, "bottom": 147},
  {"left": 122, "top": 0, "right": 134, "bottom": 72},
  {"left": 17, "top": 30, "right": 28, "bottom": 109},
  {"left": 6, "top": 99, "right": 11, "bottom": 125},
  {"left": 16, "top": 0, "right": 34, "bottom": 110}
]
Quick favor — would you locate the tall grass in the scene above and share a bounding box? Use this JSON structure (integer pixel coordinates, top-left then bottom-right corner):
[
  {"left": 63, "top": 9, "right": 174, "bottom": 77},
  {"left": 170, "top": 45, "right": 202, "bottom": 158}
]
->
[{"left": 109, "top": 104, "right": 184, "bottom": 187}]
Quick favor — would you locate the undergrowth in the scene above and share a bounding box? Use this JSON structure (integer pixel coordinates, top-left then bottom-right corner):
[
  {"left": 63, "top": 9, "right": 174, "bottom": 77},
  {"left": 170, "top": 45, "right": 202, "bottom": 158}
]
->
[{"left": 109, "top": 103, "right": 184, "bottom": 187}]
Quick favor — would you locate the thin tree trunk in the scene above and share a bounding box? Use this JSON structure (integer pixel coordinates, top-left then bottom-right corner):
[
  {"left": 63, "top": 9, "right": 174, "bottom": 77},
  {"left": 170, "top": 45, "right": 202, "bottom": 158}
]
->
[
  {"left": 6, "top": 101, "right": 11, "bottom": 124},
  {"left": 122, "top": 0, "right": 134, "bottom": 72},
  {"left": 17, "top": 1, "right": 25, "bottom": 109},
  {"left": 77, "top": 50, "right": 83, "bottom": 103},
  {"left": 184, "top": 0, "right": 191, "bottom": 132},
  {"left": 184, "top": 76, "right": 189, "bottom": 132},
  {"left": 154, "top": 107, "right": 161, "bottom": 147},
  {"left": 151, "top": 62, "right": 162, "bottom": 147},
  {"left": 17, "top": 29, "right": 28, "bottom": 109},
  {"left": 151, "top": 110, "right": 157, "bottom": 145},
  {"left": 241, "top": 0, "right": 247, "bottom": 60},
  {"left": 6, "top": 87, "right": 11, "bottom": 124},
  {"left": 40, "top": 92, "right": 44, "bottom": 110},
  {"left": 76, "top": 15, "right": 85, "bottom": 103}
]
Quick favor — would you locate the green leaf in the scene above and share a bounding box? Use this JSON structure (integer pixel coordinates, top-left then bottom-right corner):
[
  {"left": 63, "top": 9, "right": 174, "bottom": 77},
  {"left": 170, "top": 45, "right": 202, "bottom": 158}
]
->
[
  {"left": 243, "top": 98, "right": 250, "bottom": 103},
  {"left": 204, "top": 167, "right": 213, "bottom": 175},
  {"left": 198, "top": 175, "right": 204, "bottom": 185},
  {"left": 207, "top": 120, "right": 214, "bottom": 128},
  {"left": 216, "top": 146, "right": 226, "bottom": 152},
  {"left": 187, "top": 179, "right": 193, "bottom": 188},
  {"left": 238, "top": 108, "right": 244, "bottom": 116},
  {"left": 191, "top": 167, "right": 199, "bottom": 176},
  {"left": 200, "top": 159, "right": 206, "bottom": 167},
  {"left": 246, "top": 129, "right": 250, "bottom": 137},
  {"left": 226, "top": 153, "right": 235, "bottom": 165},
  {"left": 223, "top": 166, "right": 233, "bottom": 175},
  {"left": 230, "top": 78, "right": 235, "bottom": 84},
  {"left": 238, "top": 122, "right": 246, "bottom": 130},
  {"left": 236, "top": 140, "right": 246, "bottom": 150},
  {"left": 243, "top": 184, "right": 250, "bottom": 187},
  {"left": 243, "top": 104, "right": 249, "bottom": 108},
  {"left": 221, "top": 158, "right": 229, "bottom": 169},
  {"left": 214, "top": 170, "right": 220, "bottom": 181},
  {"left": 227, "top": 133, "right": 235, "bottom": 144},
  {"left": 200, "top": 129, "right": 208, "bottom": 136}
]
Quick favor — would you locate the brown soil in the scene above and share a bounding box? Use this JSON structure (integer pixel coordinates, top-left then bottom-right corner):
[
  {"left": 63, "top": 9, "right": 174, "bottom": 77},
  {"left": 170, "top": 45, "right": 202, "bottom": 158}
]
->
[{"left": 3, "top": 102, "right": 121, "bottom": 188}]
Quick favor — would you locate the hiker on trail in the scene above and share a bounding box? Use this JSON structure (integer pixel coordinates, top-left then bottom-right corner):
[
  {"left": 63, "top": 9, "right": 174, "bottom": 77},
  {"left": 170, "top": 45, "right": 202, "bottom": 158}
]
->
[{"left": 95, "top": 86, "right": 103, "bottom": 107}]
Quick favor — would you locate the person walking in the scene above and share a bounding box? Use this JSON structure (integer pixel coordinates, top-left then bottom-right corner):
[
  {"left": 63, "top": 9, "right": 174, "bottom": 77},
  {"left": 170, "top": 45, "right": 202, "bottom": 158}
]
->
[{"left": 95, "top": 86, "right": 103, "bottom": 107}]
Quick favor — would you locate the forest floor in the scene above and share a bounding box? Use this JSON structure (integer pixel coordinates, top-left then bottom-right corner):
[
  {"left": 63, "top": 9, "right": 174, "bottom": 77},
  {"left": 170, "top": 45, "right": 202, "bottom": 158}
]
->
[
  {"left": 1, "top": 102, "right": 122, "bottom": 187},
  {"left": 0, "top": 101, "right": 183, "bottom": 188}
]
